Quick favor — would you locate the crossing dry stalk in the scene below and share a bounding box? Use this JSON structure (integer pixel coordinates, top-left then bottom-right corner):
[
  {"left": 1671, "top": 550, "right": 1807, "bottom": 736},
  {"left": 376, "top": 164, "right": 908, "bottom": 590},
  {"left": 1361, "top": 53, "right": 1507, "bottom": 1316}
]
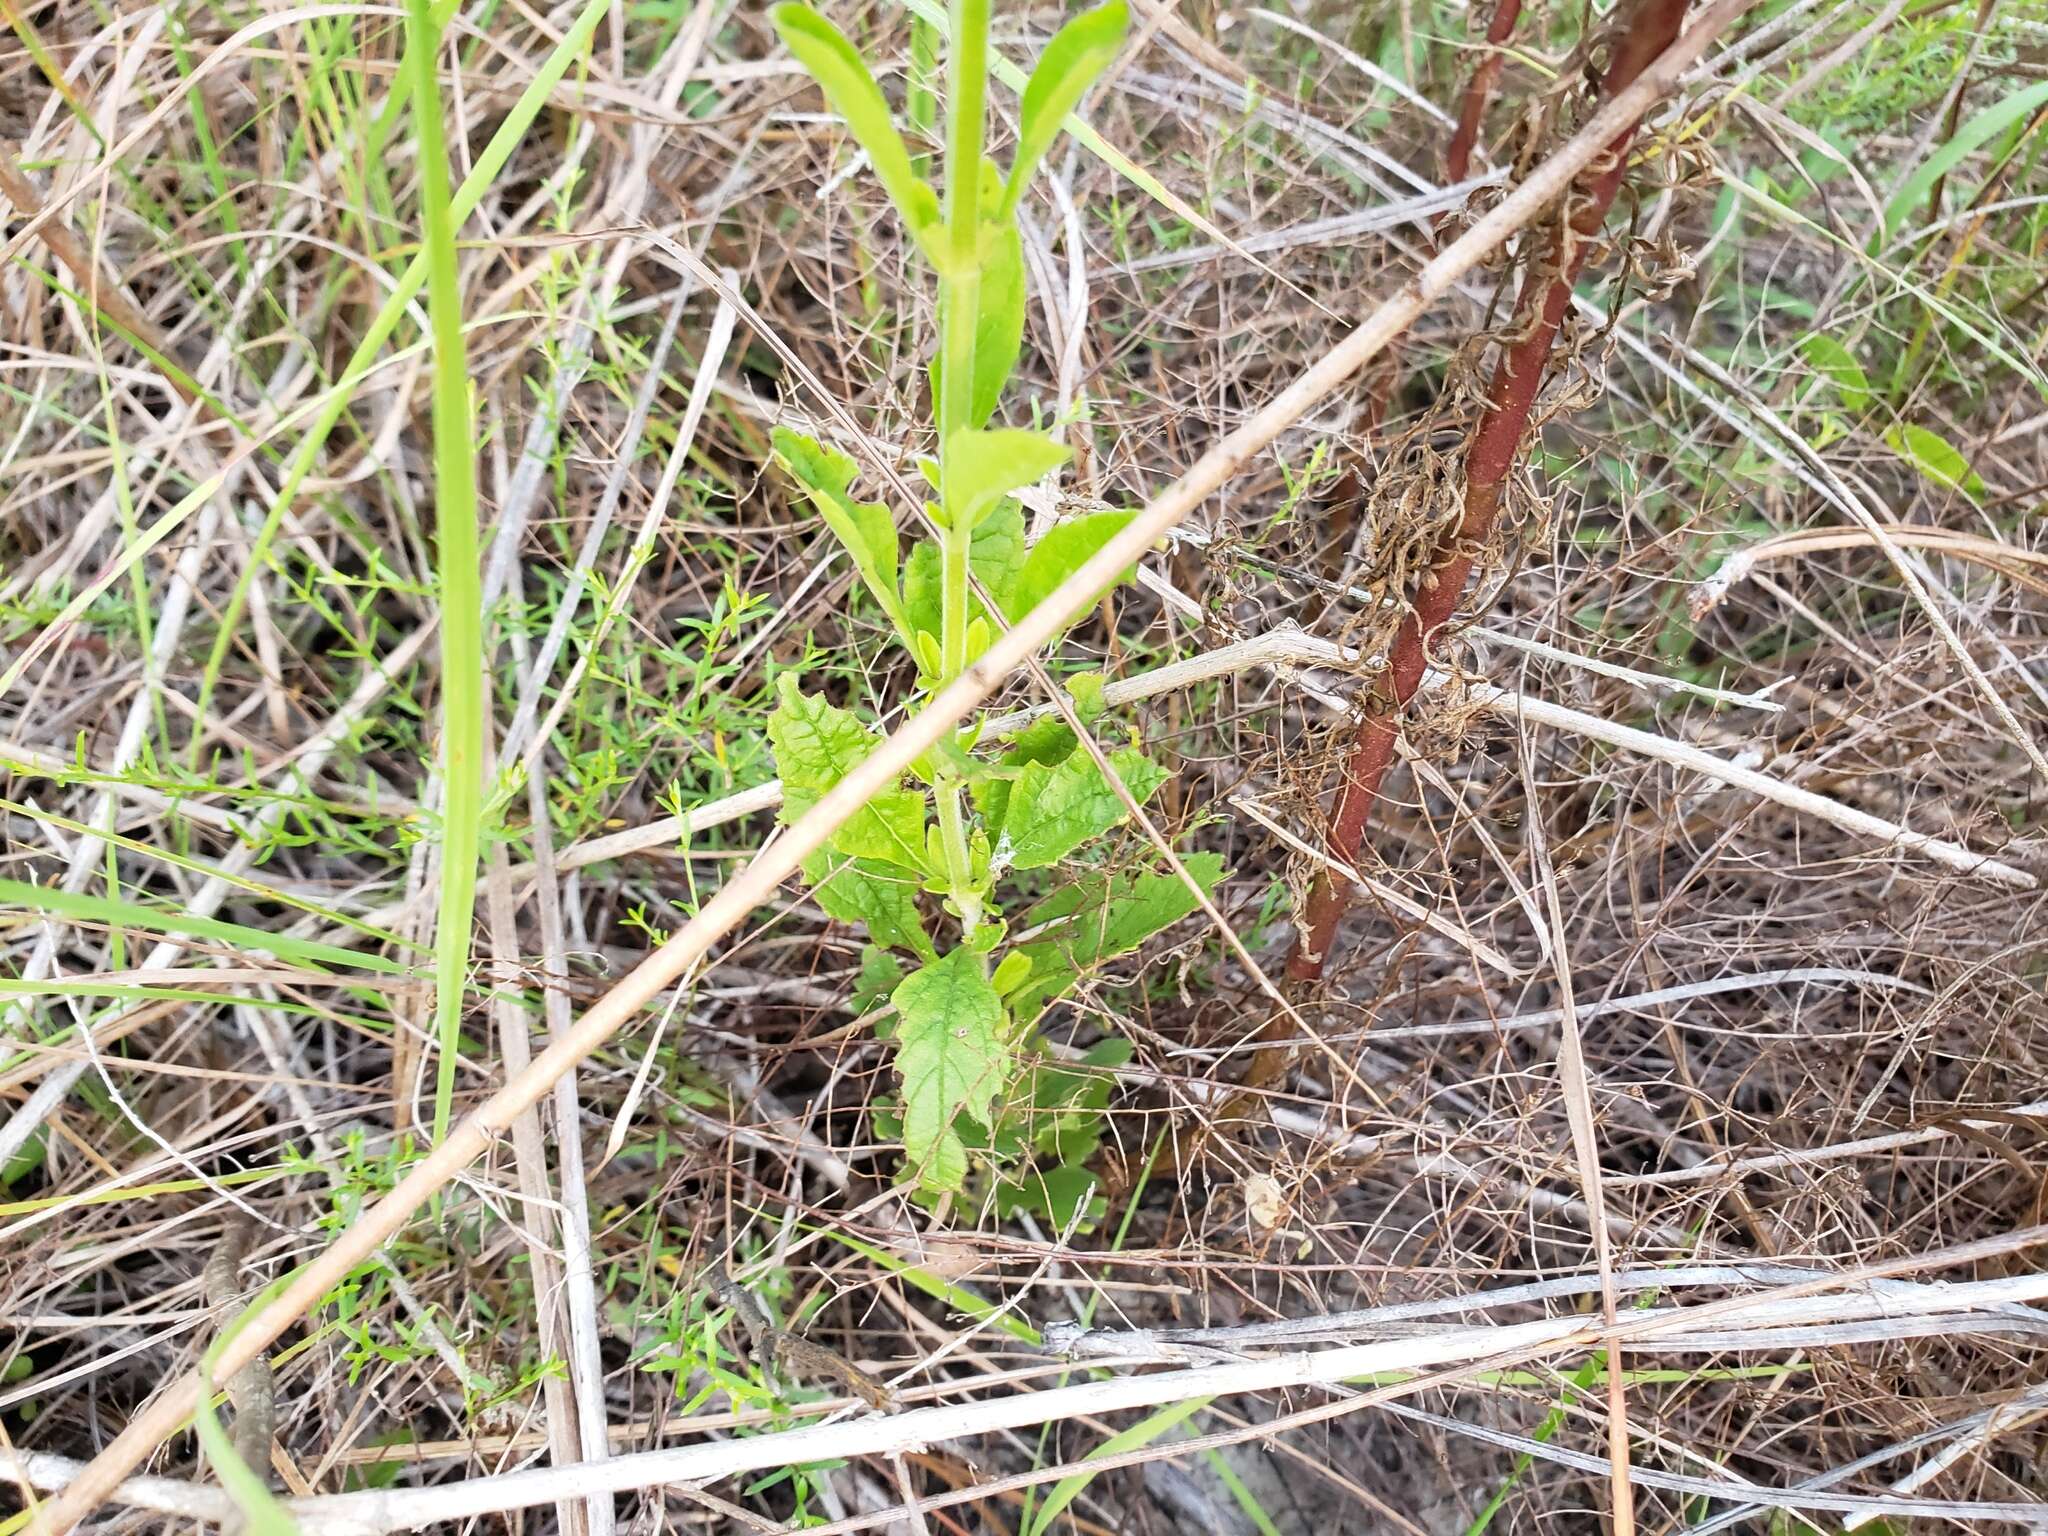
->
[{"left": 1285, "top": 0, "right": 1697, "bottom": 1000}]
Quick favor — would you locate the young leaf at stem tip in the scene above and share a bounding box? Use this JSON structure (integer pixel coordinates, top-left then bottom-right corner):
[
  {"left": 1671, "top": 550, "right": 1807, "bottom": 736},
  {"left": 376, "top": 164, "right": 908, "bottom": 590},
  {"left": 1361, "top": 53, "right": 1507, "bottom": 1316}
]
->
[
  {"left": 772, "top": 3, "right": 943, "bottom": 252},
  {"left": 1001, "top": 0, "right": 1129, "bottom": 218}
]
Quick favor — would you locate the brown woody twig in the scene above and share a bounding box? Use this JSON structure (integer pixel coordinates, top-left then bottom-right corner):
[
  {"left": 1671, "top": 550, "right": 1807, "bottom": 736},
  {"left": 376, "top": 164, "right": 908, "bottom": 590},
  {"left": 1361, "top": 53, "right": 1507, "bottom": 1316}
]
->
[{"left": 1284, "top": 0, "right": 1696, "bottom": 1002}]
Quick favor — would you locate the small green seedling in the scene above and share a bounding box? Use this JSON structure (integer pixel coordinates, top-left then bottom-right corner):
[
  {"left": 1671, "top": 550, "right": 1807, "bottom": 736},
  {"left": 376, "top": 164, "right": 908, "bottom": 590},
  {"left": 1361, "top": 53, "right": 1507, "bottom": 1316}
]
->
[{"left": 769, "top": 0, "right": 1220, "bottom": 1205}]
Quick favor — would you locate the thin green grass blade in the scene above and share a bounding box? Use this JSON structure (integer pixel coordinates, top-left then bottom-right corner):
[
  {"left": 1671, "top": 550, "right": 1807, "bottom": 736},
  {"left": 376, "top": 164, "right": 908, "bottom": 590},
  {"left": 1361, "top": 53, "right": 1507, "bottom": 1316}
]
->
[
  {"left": 0, "top": 797, "right": 420, "bottom": 952},
  {"left": 1201, "top": 1446, "right": 1284, "bottom": 1536},
  {"left": 1719, "top": 173, "right": 2044, "bottom": 398},
  {"left": 0, "top": 880, "right": 410, "bottom": 974},
  {"left": 818, "top": 1224, "right": 1042, "bottom": 1344},
  {"left": 0, "top": 1165, "right": 283, "bottom": 1220},
  {"left": 0, "top": 481, "right": 211, "bottom": 697},
  {"left": 1021, "top": 1396, "right": 1212, "bottom": 1536}
]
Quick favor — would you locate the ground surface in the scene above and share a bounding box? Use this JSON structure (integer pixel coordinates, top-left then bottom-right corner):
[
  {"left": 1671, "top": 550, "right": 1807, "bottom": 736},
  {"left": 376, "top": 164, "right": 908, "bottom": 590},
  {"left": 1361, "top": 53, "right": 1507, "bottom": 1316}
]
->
[{"left": 3, "top": 0, "right": 2048, "bottom": 1532}]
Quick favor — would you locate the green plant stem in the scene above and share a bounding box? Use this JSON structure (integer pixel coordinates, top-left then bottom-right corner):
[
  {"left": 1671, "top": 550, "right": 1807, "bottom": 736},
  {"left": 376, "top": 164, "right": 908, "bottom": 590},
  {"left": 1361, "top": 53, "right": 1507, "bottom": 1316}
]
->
[
  {"left": 932, "top": 0, "right": 990, "bottom": 937},
  {"left": 407, "top": 0, "right": 485, "bottom": 1149},
  {"left": 932, "top": 783, "right": 977, "bottom": 930},
  {"left": 935, "top": 0, "right": 987, "bottom": 683},
  {"left": 937, "top": 271, "right": 978, "bottom": 682}
]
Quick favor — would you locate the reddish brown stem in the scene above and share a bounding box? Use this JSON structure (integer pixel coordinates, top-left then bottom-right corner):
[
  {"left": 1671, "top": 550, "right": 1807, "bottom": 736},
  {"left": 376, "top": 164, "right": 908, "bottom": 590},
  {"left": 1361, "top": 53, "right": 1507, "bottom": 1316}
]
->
[
  {"left": 1284, "top": 0, "right": 1692, "bottom": 994},
  {"left": 1445, "top": 0, "right": 1525, "bottom": 184}
]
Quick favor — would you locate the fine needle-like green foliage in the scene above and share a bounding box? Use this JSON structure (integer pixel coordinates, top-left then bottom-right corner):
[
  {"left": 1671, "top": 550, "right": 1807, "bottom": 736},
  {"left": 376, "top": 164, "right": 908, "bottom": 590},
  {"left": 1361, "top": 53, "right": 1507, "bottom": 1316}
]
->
[
  {"left": 405, "top": 0, "right": 485, "bottom": 1150},
  {"left": 769, "top": 0, "right": 1221, "bottom": 1209}
]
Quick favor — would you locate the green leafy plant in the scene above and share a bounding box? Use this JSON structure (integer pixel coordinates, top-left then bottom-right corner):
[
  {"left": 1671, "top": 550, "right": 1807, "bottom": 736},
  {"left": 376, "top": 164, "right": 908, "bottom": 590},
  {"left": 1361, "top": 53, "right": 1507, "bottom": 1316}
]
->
[{"left": 767, "top": 0, "right": 1218, "bottom": 1203}]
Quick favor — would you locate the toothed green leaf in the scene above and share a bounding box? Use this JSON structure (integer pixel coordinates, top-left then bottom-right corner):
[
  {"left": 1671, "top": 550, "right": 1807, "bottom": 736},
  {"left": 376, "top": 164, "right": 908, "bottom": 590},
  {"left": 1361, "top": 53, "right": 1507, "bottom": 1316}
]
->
[
  {"left": 1007, "top": 854, "right": 1223, "bottom": 1017},
  {"left": 772, "top": 427, "right": 914, "bottom": 647},
  {"left": 768, "top": 679, "right": 930, "bottom": 871},
  {"left": 1000, "top": 747, "right": 1167, "bottom": 870},
  {"left": 893, "top": 948, "right": 1008, "bottom": 1192},
  {"left": 804, "top": 852, "right": 935, "bottom": 958}
]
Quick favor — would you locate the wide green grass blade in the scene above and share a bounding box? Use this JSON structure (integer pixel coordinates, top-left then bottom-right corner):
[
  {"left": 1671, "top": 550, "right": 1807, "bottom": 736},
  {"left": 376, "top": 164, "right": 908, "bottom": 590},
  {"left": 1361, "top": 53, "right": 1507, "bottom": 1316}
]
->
[
  {"left": 1879, "top": 82, "right": 2048, "bottom": 247},
  {"left": 403, "top": 0, "right": 485, "bottom": 1149},
  {"left": 188, "top": 0, "right": 611, "bottom": 751}
]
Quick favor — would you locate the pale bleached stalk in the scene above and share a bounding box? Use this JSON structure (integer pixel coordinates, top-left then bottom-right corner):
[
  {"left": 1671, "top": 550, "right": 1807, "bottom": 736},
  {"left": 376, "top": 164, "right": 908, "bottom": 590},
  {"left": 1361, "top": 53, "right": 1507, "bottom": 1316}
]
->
[
  {"left": 508, "top": 576, "right": 616, "bottom": 1536},
  {"left": 0, "top": 1451, "right": 236, "bottom": 1526},
  {"left": 29, "top": 15, "right": 1764, "bottom": 1523},
  {"left": 483, "top": 839, "right": 583, "bottom": 1536},
  {"left": 1227, "top": 792, "right": 1522, "bottom": 976},
  {"left": 1463, "top": 672, "right": 2035, "bottom": 887},
  {"left": 9, "top": 1381, "right": 2029, "bottom": 1536},
  {"left": 479, "top": 0, "right": 713, "bottom": 615},
  {"left": 1, "top": 499, "right": 222, "bottom": 1048},
  {"left": 1844, "top": 1383, "right": 2048, "bottom": 1531},
  {"left": 1683, "top": 1378, "right": 2048, "bottom": 1536},
  {"left": 179, "top": 1270, "right": 2048, "bottom": 1533},
  {"left": 1219, "top": 965, "right": 1932, "bottom": 1052},
  {"left": 1046, "top": 1261, "right": 2046, "bottom": 1360},
  {"left": 20, "top": 1258, "right": 2045, "bottom": 1533},
  {"left": 1693, "top": 524, "right": 2048, "bottom": 618},
  {"left": 1375, "top": 1393, "right": 2041, "bottom": 1529},
  {"left": 507, "top": 291, "right": 740, "bottom": 788},
  {"left": 1611, "top": 1097, "right": 2048, "bottom": 1188},
  {"left": 136, "top": 1324, "right": 1708, "bottom": 1531}
]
